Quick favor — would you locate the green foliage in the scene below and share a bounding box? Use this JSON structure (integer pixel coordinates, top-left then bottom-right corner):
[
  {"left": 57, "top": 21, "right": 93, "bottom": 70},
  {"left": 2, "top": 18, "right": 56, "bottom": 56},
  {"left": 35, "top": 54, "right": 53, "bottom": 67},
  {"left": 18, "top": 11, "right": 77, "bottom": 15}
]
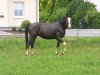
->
[
  {"left": 85, "top": 11, "right": 100, "bottom": 29},
  {"left": 53, "top": 0, "right": 68, "bottom": 11},
  {"left": 40, "top": 0, "right": 68, "bottom": 23},
  {"left": 49, "top": 8, "right": 67, "bottom": 22},
  {"left": 67, "top": 0, "right": 84, "bottom": 16},
  {"left": 39, "top": 11, "right": 50, "bottom": 23},
  {"left": 21, "top": 20, "right": 30, "bottom": 29},
  {"left": 39, "top": 0, "right": 52, "bottom": 12}
]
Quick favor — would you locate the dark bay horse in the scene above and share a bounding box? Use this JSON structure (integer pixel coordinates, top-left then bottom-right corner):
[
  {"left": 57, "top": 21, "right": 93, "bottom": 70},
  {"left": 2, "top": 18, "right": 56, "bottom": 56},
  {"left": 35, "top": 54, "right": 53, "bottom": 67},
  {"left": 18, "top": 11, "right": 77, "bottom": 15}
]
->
[{"left": 25, "top": 15, "right": 71, "bottom": 55}]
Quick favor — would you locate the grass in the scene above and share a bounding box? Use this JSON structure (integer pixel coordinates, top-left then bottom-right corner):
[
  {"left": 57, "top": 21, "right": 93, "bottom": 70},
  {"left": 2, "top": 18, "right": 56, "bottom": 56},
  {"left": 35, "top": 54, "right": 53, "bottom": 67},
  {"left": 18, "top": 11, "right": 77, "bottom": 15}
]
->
[{"left": 0, "top": 37, "right": 100, "bottom": 75}]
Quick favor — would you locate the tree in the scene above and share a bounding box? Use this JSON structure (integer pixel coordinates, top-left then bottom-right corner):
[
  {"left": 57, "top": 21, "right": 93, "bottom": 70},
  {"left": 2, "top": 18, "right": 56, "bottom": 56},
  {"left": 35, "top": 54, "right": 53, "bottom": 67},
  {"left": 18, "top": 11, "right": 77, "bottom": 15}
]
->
[
  {"left": 39, "top": 0, "right": 100, "bottom": 28},
  {"left": 50, "top": 0, "right": 56, "bottom": 15}
]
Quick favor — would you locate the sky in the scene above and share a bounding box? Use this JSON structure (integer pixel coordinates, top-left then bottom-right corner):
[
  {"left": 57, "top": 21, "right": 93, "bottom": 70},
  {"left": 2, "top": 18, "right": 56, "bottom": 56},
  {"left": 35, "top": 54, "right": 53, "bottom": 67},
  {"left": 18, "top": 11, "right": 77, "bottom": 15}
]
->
[{"left": 85, "top": 0, "right": 100, "bottom": 11}]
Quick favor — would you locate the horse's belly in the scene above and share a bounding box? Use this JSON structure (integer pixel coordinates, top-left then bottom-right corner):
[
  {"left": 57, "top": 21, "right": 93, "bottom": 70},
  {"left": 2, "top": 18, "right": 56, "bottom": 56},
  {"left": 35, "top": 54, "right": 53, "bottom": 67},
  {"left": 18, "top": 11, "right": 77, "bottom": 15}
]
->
[{"left": 39, "top": 33, "right": 55, "bottom": 39}]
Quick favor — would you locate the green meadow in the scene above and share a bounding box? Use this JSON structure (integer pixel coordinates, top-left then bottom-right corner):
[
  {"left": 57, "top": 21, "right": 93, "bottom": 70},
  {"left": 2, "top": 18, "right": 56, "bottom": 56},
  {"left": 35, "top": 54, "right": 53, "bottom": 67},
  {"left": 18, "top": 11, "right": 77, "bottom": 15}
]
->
[{"left": 0, "top": 37, "right": 100, "bottom": 75}]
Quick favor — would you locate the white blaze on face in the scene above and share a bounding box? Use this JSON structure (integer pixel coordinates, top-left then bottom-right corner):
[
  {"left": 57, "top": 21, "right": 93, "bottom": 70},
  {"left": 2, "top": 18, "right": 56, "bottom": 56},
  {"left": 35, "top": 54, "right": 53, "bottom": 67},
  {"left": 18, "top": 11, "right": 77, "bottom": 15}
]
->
[{"left": 67, "top": 17, "right": 71, "bottom": 28}]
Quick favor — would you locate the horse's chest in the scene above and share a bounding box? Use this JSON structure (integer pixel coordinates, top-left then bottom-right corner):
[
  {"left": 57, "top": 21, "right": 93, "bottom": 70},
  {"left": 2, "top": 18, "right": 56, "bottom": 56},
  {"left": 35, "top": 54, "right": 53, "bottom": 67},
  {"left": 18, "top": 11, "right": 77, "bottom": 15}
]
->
[
  {"left": 60, "top": 32, "right": 65, "bottom": 37},
  {"left": 57, "top": 29, "right": 65, "bottom": 37}
]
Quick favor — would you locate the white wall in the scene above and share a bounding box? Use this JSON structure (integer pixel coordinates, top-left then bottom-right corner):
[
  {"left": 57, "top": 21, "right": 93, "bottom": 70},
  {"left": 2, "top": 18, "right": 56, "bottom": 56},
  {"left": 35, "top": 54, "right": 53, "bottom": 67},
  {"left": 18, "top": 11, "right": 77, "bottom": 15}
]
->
[{"left": 0, "top": 0, "right": 8, "bottom": 27}]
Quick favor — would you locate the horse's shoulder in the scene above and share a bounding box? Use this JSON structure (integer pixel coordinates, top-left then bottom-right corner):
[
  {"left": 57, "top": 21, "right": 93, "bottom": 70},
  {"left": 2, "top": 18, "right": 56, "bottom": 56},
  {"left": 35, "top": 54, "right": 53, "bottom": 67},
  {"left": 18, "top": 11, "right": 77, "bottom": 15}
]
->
[{"left": 55, "top": 23, "right": 65, "bottom": 37}]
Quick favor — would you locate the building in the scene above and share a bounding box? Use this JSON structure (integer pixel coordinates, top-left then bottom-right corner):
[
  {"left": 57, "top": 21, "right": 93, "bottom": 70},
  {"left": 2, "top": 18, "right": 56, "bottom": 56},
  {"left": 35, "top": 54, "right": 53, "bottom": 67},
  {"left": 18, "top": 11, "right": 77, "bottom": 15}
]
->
[{"left": 0, "top": 0, "right": 39, "bottom": 27}]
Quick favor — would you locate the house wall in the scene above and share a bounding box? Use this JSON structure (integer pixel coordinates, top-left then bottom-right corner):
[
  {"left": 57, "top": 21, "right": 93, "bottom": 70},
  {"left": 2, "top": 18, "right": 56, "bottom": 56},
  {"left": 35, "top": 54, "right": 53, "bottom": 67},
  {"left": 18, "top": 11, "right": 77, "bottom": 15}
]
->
[
  {"left": 0, "top": 0, "right": 39, "bottom": 27},
  {"left": 0, "top": 0, "right": 8, "bottom": 27}
]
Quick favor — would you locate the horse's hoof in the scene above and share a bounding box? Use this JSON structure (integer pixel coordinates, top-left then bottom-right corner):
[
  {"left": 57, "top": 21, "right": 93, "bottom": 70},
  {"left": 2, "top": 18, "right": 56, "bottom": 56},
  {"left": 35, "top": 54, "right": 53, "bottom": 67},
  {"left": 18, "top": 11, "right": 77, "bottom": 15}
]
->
[
  {"left": 62, "top": 52, "right": 65, "bottom": 55},
  {"left": 55, "top": 53, "right": 58, "bottom": 55},
  {"left": 32, "top": 53, "right": 34, "bottom": 55},
  {"left": 25, "top": 52, "right": 29, "bottom": 56},
  {"left": 55, "top": 51, "right": 58, "bottom": 55}
]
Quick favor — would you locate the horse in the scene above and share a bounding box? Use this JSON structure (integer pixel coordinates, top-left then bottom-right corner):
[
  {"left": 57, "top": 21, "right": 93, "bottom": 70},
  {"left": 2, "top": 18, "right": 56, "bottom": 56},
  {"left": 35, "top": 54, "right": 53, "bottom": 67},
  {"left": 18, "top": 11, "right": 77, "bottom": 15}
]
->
[{"left": 25, "top": 15, "right": 71, "bottom": 55}]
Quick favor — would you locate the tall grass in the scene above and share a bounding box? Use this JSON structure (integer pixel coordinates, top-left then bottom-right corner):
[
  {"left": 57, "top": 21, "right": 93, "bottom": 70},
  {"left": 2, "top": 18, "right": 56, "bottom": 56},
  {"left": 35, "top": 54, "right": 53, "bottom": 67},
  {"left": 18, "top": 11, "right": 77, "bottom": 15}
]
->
[{"left": 0, "top": 37, "right": 100, "bottom": 75}]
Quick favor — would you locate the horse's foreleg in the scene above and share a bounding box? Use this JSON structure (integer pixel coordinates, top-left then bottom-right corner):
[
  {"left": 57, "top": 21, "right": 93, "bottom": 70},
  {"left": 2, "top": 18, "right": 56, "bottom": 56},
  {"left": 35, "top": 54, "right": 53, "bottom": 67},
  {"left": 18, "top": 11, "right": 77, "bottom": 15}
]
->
[
  {"left": 56, "top": 41, "right": 60, "bottom": 55},
  {"left": 62, "top": 41, "right": 67, "bottom": 55},
  {"left": 57, "top": 38, "right": 67, "bottom": 55}
]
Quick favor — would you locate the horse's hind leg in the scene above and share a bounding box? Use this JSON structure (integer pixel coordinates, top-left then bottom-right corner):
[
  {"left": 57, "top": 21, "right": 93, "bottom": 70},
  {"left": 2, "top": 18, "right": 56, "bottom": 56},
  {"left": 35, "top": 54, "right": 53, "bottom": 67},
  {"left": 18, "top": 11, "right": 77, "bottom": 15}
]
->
[
  {"left": 25, "top": 35, "right": 36, "bottom": 55},
  {"left": 31, "top": 37, "right": 37, "bottom": 55},
  {"left": 26, "top": 42, "right": 30, "bottom": 55}
]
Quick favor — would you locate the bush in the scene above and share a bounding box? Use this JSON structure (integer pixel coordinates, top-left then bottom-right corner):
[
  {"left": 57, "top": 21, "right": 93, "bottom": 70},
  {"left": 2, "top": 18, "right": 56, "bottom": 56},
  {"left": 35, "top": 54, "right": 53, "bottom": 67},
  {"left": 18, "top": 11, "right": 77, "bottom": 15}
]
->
[
  {"left": 12, "top": 27, "right": 16, "bottom": 32},
  {"left": 18, "top": 27, "right": 23, "bottom": 32},
  {"left": 21, "top": 20, "right": 30, "bottom": 29}
]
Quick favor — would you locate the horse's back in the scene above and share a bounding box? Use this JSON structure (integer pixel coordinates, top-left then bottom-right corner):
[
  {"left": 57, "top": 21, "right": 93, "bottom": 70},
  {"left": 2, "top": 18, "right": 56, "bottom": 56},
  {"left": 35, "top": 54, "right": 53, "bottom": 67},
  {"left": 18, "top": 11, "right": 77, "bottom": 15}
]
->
[
  {"left": 38, "top": 22, "right": 59, "bottom": 39},
  {"left": 29, "top": 22, "right": 40, "bottom": 28}
]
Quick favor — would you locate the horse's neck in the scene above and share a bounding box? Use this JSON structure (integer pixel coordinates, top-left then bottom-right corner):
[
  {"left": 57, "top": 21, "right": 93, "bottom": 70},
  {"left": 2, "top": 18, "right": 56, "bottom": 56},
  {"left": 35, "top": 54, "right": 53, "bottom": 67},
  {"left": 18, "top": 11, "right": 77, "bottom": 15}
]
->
[
  {"left": 57, "top": 25, "right": 66, "bottom": 37},
  {"left": 57, "top": 24, "right": 66, "bottom": 34}
]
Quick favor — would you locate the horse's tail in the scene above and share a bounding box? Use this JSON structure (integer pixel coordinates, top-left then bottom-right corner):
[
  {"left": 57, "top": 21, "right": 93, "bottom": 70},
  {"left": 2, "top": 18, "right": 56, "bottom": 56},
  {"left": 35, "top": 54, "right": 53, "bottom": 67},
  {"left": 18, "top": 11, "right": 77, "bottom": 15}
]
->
[{"left": 25, "top": 25, "right": 29, "bottom": 48}]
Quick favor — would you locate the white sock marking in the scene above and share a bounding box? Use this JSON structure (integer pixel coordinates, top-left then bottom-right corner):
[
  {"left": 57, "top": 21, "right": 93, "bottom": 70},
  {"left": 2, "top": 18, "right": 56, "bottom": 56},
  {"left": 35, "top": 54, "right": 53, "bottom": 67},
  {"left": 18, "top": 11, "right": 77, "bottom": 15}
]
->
[{"left": 63, "top": 42, "right": 66, "bottom": 45}]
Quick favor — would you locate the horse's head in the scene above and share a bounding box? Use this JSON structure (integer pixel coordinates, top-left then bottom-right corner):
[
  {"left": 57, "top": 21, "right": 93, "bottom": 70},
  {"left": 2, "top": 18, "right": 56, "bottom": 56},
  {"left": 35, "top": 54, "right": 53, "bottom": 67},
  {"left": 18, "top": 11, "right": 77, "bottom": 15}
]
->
[{"left": 59, "top": 15, "right": 71, "bottom": 29}]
